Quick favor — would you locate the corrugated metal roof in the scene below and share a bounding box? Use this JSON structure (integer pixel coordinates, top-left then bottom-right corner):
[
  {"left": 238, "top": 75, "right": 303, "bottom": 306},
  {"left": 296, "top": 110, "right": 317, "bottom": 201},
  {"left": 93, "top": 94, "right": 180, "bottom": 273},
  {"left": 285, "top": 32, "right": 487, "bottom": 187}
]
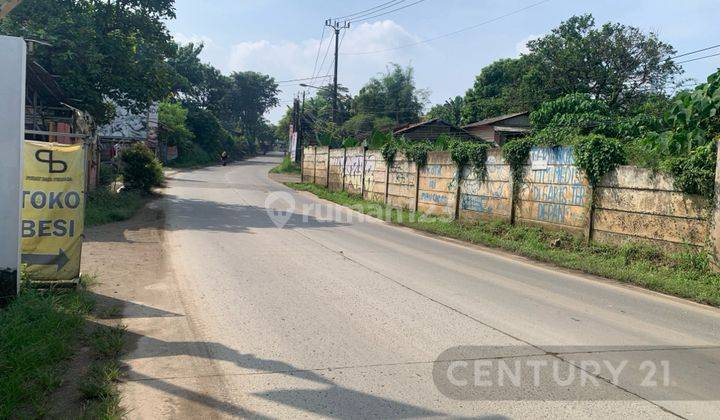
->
[
  {"left": 393, "top": 118, "right": 478, "bottom": 140},
  {"left": 463, "top": 111, "right": 529, "bottom": 128}
]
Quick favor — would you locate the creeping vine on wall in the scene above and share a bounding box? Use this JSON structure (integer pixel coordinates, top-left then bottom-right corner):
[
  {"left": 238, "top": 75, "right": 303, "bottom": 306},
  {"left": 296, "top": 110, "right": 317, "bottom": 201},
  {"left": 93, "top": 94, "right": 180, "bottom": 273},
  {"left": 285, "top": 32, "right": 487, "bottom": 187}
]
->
[
  {"left": 502, "top": 137, "right": 534, "bottom": 184},
  {"left": 572, "top": 134, "right": 626, "bottom": 187},
  {"left": 448, "top": 140, "right": 490, "bottom": 180}
]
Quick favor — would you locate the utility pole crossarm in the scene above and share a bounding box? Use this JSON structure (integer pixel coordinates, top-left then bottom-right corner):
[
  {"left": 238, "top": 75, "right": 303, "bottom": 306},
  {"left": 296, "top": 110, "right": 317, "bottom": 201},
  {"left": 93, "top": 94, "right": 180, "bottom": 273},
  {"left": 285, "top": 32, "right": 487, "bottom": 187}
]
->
[{"left": 0, "top": 0, "right": 23, "bottom": 19}]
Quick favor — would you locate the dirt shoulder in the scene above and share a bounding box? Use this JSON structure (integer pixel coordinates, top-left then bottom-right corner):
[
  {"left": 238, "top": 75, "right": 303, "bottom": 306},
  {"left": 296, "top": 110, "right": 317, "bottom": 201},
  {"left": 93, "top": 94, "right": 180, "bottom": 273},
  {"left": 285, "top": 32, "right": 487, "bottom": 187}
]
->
[{"left": 79, "top": 198, "right": 230, "bottom": 418}]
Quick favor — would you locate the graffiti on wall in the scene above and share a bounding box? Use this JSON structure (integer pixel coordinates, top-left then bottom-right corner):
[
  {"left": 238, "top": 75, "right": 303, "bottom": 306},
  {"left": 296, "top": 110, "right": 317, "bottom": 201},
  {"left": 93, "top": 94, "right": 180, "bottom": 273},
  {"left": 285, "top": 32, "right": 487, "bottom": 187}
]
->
[
  {"left": 344, "top": 153, "right": 364, "bottom": 192},
  {"left": 520, "top": 146, "right": 590, "bottom": 226},
  {"left": 98, "top": 103, "right": 158, "bottom": 141}
]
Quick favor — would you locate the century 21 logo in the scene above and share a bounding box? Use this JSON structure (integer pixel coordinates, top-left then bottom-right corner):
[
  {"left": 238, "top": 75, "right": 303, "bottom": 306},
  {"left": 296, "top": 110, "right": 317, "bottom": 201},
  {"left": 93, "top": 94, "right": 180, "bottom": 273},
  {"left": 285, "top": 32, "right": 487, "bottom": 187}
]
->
[{"left": 35, "top": 150, "right": 68, "bottom": 173}]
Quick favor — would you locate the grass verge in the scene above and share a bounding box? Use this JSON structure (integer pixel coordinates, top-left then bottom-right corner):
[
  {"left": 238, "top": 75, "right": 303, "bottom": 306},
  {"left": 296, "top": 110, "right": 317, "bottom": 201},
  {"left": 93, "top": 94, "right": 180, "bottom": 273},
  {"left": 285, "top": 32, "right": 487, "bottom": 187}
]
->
[
  {"left": 86, "top": 188, "right": 144, "bottom": 227},
  {"left": 0, "top": 281, "right": 93, "bottom": 418},
  {"left": 78, "top": 324, "right": 127, "bottom": 419},
  {"left": 0, "top": 275, "right": 127, "bottom": 418},
  {"left": 287, "top": 182, "right": 720, "bottom": 307},
  {"left": 270, "top": 156, "right": 301, "bottom": 174}
]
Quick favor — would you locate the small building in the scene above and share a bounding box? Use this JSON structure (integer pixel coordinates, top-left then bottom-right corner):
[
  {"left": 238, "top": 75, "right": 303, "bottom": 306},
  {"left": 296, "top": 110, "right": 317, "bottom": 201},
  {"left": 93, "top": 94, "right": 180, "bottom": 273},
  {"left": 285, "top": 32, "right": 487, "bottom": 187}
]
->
[
  {"left": 393, "top": 119, "right": 480, "bottom": 143},
  {"left": 463, "top": 111, "right": 530, "bottom": 146}
]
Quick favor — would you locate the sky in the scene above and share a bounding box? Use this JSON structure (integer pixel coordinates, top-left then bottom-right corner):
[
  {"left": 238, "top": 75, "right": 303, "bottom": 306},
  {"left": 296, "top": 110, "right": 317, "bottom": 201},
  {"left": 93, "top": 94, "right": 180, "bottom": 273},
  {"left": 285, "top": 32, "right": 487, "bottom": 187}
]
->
[{"left": 166, "top": 0, "right": 720, "bottom": 123}]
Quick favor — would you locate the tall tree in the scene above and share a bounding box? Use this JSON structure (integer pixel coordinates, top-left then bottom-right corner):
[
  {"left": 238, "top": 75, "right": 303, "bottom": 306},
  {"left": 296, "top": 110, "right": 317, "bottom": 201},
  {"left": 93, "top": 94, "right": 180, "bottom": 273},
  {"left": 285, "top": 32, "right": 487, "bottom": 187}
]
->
[
  {"left": 524, "top": 14, "right": 679, "bottom": 110},
  {"left": 218, "top": 71, "right": 279, "bottom": 141},
  {"left": 353, "top": 64, "right": 427, "bottom": 125},
  {"left": 168, "top": 42, "right": 231, "bottom": 108},
  {"left": 461, "top": 14, "right": 681, "bottom": 124},
  {"left": 461, "top": 58, "right": 530, "bottom": 124},
  {"left": 1, "top": 0, "right": 178, "bottom": 123}
]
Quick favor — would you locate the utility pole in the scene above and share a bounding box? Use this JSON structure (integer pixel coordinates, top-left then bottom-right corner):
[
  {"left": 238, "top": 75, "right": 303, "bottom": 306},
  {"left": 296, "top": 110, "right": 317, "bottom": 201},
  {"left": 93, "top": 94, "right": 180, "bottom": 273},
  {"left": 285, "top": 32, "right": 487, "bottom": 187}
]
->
[
  {"left": 325, "top": 19, "right": 350, "bottom": 124},
  {"left": 292, "top": 94, "right": 302, "bottom": 163}
]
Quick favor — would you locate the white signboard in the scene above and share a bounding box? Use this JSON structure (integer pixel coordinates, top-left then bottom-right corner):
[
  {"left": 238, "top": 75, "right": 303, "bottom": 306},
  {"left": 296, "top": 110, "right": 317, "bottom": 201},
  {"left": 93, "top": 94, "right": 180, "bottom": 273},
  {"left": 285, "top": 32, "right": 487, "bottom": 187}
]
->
[
  {"left": 289, "top": 126, "right": 298, "bottom": 162},
  {"left": 0, "top": 36, "right": 26, "bottom": 299}
]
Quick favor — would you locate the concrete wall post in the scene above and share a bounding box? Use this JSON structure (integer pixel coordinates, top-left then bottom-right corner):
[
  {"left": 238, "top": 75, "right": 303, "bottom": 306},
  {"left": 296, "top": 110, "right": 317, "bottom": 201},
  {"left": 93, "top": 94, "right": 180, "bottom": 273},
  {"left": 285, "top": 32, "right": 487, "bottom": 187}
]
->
[
  {"left": 360, "top": 148, "right": 366, "bottom": 198},
  {"left": 711, "top": 139, "right": 720, "bottom": 270},
  {"left": 341, "top": 148, "right": 347, "bottom": 192},
  {"left": 453, "top": 165, "right": 462, "bottom": 220}
]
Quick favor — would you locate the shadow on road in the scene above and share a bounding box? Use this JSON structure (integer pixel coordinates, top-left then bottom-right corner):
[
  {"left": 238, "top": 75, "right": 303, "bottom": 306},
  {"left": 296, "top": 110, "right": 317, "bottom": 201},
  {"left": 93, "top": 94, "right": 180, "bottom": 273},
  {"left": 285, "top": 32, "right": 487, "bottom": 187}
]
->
[
  {"left": 120, "top": 328, "right": 461, "bottom": 418},
  {"left": 162, "top": 195, "right": 349, "bottom": 234}
]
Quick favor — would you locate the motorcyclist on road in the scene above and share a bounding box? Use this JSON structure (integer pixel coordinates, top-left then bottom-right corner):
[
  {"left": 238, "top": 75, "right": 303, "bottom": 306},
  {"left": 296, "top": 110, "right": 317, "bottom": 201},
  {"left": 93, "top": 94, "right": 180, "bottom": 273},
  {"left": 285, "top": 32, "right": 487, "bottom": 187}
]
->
[{"left": 220, "top": 151, "right": 228, "bottom": 166}]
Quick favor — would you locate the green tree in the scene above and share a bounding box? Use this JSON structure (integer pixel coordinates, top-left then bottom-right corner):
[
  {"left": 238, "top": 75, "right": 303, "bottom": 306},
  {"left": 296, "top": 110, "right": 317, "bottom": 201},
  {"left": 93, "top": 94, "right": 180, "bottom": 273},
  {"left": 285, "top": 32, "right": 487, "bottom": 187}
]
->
[
  {"left": 168, "top": 42, "right": 231, "bottom": 108},
  {"left": 353, "top": 64, "right": 427, "bottom": 124},
  {"left": 461, "top": 14, "right": 681, "bottom": 124},
  {"left": 461, "top": 58, "right": 530, "bottom": 123},
  {"left": 218, "top": 71, "right": 279, "bottom": 143},
  {"left": 524, "top": 14, "right": 680, "bottom": 110},
  {"left": 158, "top": 101, "right": 193, "bottom": 147},
  {"left": 1, "top": 0, "right": 177, "bottom": 123},
  {"left": 427, "top": 96, "right": 464, "bottom": 126}
]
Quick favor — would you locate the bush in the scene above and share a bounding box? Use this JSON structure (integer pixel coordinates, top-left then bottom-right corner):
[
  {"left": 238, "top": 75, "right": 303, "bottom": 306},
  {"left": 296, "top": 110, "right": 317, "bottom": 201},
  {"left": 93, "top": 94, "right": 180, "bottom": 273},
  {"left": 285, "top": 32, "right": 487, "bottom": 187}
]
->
[
  {"left": 662, "top": 142, "right": 716, "bottom": 198},
  {"left": 121, "top": 143, "right": 163, "bottom": 192},
  {"left": 98, "top": 163, "right": 117, "bottom": 187}
]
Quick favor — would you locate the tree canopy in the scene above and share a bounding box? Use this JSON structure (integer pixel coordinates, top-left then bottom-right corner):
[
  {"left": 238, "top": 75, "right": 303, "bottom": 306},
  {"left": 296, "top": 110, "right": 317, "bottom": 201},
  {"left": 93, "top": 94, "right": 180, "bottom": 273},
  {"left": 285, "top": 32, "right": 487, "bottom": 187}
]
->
[
  {"left": 1, "top": 0, "right": 178, "bottom": 123},
  {"left": 456, "top": 14, "right": 681, "bottom": 125},
  {"left": 353, "top": 64, "right": 427, "bottom": 125}
]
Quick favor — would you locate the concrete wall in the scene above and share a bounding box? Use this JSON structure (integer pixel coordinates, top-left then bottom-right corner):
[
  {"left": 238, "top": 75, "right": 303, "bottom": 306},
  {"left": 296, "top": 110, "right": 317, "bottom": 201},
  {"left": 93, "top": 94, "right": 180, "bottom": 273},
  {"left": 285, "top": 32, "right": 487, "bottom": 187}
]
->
[
  {"left": 386, "top": 153, "right": 418, "bottom": 210},
  {"left": 594, "top": 166, "right": 710, "bottom": 249},
  {"left": 363, "top": 150, "right": 387, "bottom": 202},
  {"left": 302, "top": 145, "right": 717, "bottom": 253},
  {"left": 344, "top": 147, "right": 365, "bottom": 195},
  {"left": 417, "top": 152, "right": 458, "bottom": 217},
  {"left": 515, "top": 147, "right": 591, "bottom": 236},
  {"left": 314, "top": 146, "right": 329, "bottom": 187},
  {"left": 328, "top": 148, "right": 345, "bottom": 192},
  {"left": 301, "top": 146, "right": 315, "bottom": 183},
  {"left": 459, "top": 148, "right": 513, "bottom": 223}
]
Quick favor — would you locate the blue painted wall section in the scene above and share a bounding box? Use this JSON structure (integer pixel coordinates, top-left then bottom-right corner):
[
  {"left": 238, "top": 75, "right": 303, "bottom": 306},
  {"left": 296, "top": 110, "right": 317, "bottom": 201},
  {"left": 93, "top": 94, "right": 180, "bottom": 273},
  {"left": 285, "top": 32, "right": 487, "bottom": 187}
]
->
[{"left": 517, "top": 146, "right": 590, "bottom": 229}]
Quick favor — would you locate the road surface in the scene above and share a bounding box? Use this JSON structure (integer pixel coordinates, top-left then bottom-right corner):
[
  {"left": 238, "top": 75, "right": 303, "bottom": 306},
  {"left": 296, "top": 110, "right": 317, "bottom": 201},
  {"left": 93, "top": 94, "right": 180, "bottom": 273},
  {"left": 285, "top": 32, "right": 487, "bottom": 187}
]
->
[{"left": 115, "top": 153, "right": 720, "bottom": 419}]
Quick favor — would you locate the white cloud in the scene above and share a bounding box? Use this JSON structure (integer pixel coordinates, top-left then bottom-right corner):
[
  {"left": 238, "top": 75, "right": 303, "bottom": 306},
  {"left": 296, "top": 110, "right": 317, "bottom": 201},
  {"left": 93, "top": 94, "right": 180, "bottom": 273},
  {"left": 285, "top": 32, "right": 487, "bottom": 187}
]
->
[
  {"left": 219, "top": 20, "right": 424, "bottom": 121},
  {"left": 172, "top": 21, "right": 426, "bottom": 122},
  {"left": 515, "top": 34, "right": 541, "bottom": 56}
]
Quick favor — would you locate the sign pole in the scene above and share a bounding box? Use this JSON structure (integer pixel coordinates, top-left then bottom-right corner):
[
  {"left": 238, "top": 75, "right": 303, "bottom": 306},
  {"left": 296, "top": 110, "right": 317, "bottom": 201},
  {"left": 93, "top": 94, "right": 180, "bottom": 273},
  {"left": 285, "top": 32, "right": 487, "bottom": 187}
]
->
[{"left": 0, "top": 36, "right": 26, "bottom": 301}]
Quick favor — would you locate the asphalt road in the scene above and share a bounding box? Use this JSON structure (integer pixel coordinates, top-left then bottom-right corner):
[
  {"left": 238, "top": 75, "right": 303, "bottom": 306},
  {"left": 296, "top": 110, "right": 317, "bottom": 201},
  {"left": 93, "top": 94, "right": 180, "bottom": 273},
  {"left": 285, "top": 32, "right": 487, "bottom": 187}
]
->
[{"left": 119, "top": 153, "right": 720, "bottom": 419}]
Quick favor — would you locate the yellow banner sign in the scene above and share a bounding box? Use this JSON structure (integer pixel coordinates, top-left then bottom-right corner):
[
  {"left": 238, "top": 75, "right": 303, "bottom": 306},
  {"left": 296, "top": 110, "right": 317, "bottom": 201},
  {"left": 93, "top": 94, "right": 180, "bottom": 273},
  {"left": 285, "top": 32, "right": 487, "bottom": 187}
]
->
[{"left": 21, "top": 141, "right": 85, "bottom": 280}]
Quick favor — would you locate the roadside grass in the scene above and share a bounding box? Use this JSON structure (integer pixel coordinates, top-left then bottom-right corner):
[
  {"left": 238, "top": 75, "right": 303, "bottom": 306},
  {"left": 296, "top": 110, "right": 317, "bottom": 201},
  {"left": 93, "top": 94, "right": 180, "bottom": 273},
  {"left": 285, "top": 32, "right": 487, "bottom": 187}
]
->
[
  {"left": 0, "top": 273, "right": 127, "bottom": 418},
  {"left": 0, "top": 280, "right": 94, "bottom": 418},
  {"left": 270, "top": 156, "right": 301, "bottom": 174},
  {"left": 78, "top": 323, "right": 127, "bottom": 419},
  {"left": 287, "top": 182, "right": 720, "bottom": 307},
  {"left": 86, "top": 187, "right": 143, "bottom": 227}
]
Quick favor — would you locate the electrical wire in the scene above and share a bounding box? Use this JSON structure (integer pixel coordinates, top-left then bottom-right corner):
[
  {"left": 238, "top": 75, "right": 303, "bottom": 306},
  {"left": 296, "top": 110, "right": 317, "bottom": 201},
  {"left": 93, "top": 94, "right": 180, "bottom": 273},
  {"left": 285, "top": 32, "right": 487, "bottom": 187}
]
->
[
  {"left": 342, "top": 0, "right": 550, "bottom": 55},
  {"left": 676, "top": 51, "right": 720, "bottom": 64},
  {"left": 349, "top": 0, "right": 427, "bottom": 24},
  {"left": 334, "top": 0, "right": 406, "bottom": 21},
  {"left": 310, "top": 26, "right": 327, "bottom": 81},
  {"left": 672, "top": 43, "right": 720, "bottom": 59},
  {"left": 276, "top": 75, "right": 332, "bottom": 84}
]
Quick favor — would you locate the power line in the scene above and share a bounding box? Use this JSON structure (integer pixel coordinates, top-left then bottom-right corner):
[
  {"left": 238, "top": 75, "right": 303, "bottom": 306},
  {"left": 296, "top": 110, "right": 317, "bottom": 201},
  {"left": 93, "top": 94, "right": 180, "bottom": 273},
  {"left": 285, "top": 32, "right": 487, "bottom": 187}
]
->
[
  {"left": 335, "top": 0, "right": 407, "bottom": 21},
  {"left": 349, "top": 0, "right": 427, "bottom": 24},
  {"left": 276, "top": 75, "right": 332, "bottom": 84},
  {"left": 676, "top": 51, "right": 720, "bottom": 64},
  {"left": 310, "top": 26, "right": 327, "bottom": 81},
  {"left": 672, "top": 43, "right": 720, "bottom": 59},
  {"left": 342, "top": 0, "right": 550, "bottom": 55}
]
